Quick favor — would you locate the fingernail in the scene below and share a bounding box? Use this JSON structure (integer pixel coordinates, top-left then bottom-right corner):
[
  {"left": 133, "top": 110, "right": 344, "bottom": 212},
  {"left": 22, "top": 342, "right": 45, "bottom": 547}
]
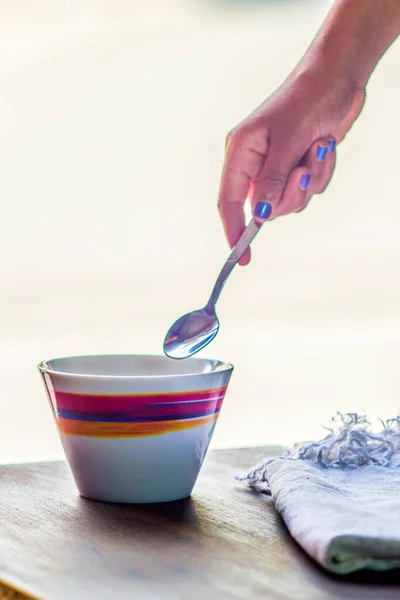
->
[
  {"left": 300, "top": 174, "right": 311, "bottom": 190},
  {"left": 328, "top": 140, "right": 336, "bottom": 153},
  {"left": 317, "top": 146, "right": 328, "bottom": 161},
  {"left": 254, "top": 201, "right": 272, "bottom": 220}
]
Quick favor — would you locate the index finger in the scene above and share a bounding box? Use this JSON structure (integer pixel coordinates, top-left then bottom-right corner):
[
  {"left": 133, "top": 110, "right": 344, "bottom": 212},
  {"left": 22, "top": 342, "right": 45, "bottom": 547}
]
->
[
  {"left": 217, "top": 130, "right": 266, "bottom": 265},
  {"left": 218, "top": 161, "right": 251, "bottom": 264}
]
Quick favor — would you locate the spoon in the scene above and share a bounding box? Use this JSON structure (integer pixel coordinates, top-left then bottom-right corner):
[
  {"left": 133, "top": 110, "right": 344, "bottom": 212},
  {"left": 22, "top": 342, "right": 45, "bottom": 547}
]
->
[{"left": 163, "top": 218, "right": 263, "bottom": 359}]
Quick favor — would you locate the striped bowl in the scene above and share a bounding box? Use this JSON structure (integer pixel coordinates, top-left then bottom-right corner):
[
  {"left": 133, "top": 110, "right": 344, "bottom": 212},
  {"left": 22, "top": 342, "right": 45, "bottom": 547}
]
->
[{"left": 38, "top": 355, "right": 233, "bottom": 503}]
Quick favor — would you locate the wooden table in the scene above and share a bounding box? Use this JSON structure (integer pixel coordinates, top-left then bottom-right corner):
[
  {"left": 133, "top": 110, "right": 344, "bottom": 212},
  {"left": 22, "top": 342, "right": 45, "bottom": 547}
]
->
[{"left": 1, "top": 447, "right": 400, "bottom": 600}]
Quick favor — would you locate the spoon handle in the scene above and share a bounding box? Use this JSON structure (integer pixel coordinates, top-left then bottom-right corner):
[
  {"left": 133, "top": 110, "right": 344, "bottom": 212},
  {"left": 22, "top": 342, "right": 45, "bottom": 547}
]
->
[{"left": 207, "top": 218, "right": 262, "bottom": 309}]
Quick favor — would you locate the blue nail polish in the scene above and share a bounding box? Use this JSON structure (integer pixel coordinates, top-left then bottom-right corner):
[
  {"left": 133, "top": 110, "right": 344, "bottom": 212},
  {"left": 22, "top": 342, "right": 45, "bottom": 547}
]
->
[
  {"left": 328, "top": 140, "right": 336, "bottom": 153},
  {"left": 300, "top": 174, "right": 311, "bottom": 190},
  {"left": 254, "top": 202, "right": 272, "bottom": 220},
  {"left": 317, "top": 146, "right": 328, "bottom": 161}
]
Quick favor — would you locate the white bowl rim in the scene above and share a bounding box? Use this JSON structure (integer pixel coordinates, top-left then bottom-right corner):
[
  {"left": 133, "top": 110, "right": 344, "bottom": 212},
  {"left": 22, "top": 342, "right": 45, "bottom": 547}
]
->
[{"left": 38, "top": 354, "right": 234, "bottom": 380}]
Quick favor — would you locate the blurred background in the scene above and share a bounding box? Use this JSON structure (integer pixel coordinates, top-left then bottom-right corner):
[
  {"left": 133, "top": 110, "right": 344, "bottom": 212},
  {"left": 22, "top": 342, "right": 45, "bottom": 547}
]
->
[{"left": 1, "top": 0, "right": 400, "bottom": 463}]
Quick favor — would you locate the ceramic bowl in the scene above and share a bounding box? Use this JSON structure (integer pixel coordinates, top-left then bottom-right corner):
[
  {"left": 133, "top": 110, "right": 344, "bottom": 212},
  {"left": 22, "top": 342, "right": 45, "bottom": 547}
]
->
[{"left": 38, "top": 354, "right": 233, "bottom": 503}]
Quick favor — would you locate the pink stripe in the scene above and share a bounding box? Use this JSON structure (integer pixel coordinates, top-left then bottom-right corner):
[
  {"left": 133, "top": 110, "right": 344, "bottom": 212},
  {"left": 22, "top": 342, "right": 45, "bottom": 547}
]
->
[{"left": 53, "top": 388, "right": 227, "bottom": 413}]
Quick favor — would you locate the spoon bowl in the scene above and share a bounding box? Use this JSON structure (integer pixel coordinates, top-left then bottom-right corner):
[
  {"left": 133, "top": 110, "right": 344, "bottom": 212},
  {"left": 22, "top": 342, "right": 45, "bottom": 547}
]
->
[{"left": 164, "top": 308, "right": 219, "bottom": 359}]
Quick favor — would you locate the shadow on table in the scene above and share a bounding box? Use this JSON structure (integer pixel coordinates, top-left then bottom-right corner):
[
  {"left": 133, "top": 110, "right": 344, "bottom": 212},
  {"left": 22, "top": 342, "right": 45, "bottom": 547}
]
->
[
  {"left": 341, "top": 570, "right": 400, "bottom": 586},
  {"left": 75, "top": 494, "right": 203, "bottom": 538},
  {"left": 128, "top": 496, "right": 200, "bottom": 524}
]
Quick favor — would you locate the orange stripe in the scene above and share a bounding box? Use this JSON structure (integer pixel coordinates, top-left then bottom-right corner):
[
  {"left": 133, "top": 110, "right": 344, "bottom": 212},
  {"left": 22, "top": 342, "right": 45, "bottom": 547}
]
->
[{"left": 57, "top": 414, "right": 218, "bottom": 438}]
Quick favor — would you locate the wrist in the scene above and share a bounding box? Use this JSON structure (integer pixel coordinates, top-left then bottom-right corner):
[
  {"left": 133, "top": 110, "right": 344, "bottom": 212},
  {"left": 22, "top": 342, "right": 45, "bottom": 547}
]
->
[{"left": 300, "top": 43, "right": 367, "bottom": 92}]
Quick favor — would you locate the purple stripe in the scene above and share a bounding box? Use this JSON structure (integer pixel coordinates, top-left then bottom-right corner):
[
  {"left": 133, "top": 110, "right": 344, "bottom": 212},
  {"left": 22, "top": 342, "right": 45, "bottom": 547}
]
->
[{"left": 56, "top": 406, "right": 221, "bottom": 422}]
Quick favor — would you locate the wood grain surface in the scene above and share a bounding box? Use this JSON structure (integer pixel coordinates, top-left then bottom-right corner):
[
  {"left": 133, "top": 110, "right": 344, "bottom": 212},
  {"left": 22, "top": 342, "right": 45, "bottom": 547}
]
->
[
  {"left": 0, "top": 447, "right": 400, "bottom": 600},
  {"left": 0, "top": 584, "right": 27, "bottom": 600}
]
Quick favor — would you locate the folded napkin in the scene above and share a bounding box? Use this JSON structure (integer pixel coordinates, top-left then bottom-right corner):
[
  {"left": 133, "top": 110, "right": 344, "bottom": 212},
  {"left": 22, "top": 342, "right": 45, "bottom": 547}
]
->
[{"left": 238, "top": 414, "right": 400, "bottom": 574}]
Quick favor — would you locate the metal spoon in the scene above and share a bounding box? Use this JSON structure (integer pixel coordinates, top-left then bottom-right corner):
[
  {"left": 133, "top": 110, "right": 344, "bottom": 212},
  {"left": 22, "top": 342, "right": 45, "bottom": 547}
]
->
[{"left": 163, "top": 218, "right": 263, "bottom": 359}]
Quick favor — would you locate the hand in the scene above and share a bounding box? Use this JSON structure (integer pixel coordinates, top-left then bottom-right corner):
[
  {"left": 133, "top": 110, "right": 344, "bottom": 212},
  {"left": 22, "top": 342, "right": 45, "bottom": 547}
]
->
[{"left": 218, "top": 65, "right": 366, "bottom": 265}]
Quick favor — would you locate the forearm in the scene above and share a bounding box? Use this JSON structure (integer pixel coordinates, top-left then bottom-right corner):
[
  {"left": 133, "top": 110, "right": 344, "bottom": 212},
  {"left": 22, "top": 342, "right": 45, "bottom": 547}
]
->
[{"left": 302, "top": 0, "right": 400, "bottom": 88}]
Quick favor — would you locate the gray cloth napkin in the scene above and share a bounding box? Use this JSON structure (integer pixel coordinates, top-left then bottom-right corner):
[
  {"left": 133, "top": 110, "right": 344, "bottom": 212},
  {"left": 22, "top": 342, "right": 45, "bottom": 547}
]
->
[{"left": 238, "top": 414, "right": 400, "bottom": 574}]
